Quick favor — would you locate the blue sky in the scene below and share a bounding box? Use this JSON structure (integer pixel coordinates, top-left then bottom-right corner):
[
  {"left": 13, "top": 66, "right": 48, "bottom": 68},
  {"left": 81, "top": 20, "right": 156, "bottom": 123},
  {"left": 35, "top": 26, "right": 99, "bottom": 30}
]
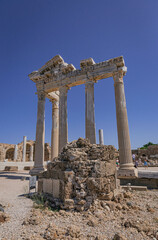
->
[{"left": 0, "top": 0, "right": 157, "bottom": 149}]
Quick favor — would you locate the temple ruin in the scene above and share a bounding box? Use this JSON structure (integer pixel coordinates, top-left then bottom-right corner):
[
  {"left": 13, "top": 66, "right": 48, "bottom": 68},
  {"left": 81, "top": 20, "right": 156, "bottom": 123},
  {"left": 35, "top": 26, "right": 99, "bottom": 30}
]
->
[{"left": 29, "top": 55, "right": 138, "bottom": 178}]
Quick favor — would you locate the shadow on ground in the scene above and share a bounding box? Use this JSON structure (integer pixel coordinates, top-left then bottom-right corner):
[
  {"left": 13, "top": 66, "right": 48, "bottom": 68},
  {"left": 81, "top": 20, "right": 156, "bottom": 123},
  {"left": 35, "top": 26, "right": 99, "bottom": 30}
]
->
[{"left": 0, "top": 172, "right": 30, "bottom": 181}]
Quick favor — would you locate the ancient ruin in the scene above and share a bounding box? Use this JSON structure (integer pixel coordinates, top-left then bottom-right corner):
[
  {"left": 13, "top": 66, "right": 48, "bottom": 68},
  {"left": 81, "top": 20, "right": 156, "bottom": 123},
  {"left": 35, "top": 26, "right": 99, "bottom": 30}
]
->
[
  {"left": 0, "top": 136, "right": 50, "bottom": 163},
  {"left": 38, "top": 138, "right": 118, "bottom": 210},
  {"left": 29, "top": 55, "right": 138, "bottom": 178}
]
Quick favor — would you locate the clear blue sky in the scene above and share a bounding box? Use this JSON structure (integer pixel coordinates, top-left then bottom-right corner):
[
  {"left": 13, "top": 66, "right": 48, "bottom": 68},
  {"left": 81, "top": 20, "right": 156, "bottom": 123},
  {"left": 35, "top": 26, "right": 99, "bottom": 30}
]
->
[{"left": 0, "top": 0, "right": 157, "bottom": 149}]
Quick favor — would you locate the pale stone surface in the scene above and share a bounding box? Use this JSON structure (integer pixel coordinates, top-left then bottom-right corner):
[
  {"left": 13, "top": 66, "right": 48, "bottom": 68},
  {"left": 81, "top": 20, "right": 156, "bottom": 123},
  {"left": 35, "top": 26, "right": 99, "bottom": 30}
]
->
[
  {"left": 39, "top": 138, "right": 118, "bottom": 210},
  {"left": 51, "top": 100, "right": 59, "bottom": 160},
  {"left": 29, "top": 145, "right": 33, "bottom": 162},
  {"left": 80, "top": 58, "right": 95, "bottom": 69},
  {"left": 30, "top": 91, "right": 45, "bottom": 175},
  {"left": 29, "top": 55, "right": 137, "bottom": 178},
  {"left": 52, "top": 179, "right": 60, "bottom": 198},
  {"left": 14, "top": 144, "right": 18, "bottom": 161},
  {"left": 113, "top": 69, "right": 137, "bottom": 178},
  {"left": 1, "top": 172, "right": 158, "bottom": 240},
  {"left": 22, "top": 136, "right": 27, "bottom": 162},
  {"left": 0, "top": 140, "right": 51, "bottom": 164},
  {"left": 85, "top": 81, "right": 96, "bottom": 144},
  {"left": 43, "top": 179, "right": 52, "bottom": 194},
  {"left": 99, "top": 129, "right": 104, "bottom": 145},
  {"left": 29, "top": 55, "right": 124, "bottom": 92},
  {"left": 59, "top": 86, "right": 68, "bottom": 152}
]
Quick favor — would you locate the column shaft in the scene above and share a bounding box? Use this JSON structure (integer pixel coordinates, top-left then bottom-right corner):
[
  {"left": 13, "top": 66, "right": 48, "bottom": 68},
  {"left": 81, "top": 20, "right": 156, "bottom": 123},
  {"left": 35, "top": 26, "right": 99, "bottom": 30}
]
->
[
  {"left": 85, "top": 81, "right": 96, "bottom": 144},
  {"left": 30, "top": 91, "right": 45, "bottom": 175},
  {"left": 22, "top": 136, "right": 27, "bottom": 162},
  {"left": 51, "top": 100, "right": 59, "bottom": 160},
  {"left": 59, "top": 86, "right": 68, "bottom": 152},
  {"left": 30, "top": 145, "right": 34, "bottom": 162},
  {"left": 14, "top": 144, "right": 18, "bottom": 161},
  {"left": 113, "top": 70, "right": 137, "bottom": 178},
  {"left": 99, "top": 129, "right": 104, "bottom": 145}
]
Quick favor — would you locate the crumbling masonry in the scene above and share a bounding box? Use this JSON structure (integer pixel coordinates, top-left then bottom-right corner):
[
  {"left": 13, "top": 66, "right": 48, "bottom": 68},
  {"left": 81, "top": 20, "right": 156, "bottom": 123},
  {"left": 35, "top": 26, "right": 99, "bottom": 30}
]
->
[{"left": 38, "top": 138, "right": 118, "bottom": 211}]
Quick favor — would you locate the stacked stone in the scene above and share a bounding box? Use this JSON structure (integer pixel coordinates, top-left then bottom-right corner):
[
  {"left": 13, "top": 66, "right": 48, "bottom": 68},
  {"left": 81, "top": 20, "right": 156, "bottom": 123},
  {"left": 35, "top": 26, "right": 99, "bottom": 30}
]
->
[{"left": 38, "top": 138, "right": 118, "bottom": 211}]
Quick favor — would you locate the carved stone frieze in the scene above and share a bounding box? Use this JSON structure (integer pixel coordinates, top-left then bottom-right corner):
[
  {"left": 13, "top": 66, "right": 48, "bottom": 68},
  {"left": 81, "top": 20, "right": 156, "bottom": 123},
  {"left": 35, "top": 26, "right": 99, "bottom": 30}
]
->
[
  {"left": 80, "top": 58, "right": 95, "bottom": 69},
  {"left": 29, "top": 55, "right": 127, "bottom": 93}
]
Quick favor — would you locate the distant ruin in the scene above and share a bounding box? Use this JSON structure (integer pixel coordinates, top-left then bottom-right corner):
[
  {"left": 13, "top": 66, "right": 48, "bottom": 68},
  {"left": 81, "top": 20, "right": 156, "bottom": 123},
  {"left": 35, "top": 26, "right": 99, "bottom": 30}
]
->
[{"left": 0, "top": 136, "right": 50, "bottom": 163}]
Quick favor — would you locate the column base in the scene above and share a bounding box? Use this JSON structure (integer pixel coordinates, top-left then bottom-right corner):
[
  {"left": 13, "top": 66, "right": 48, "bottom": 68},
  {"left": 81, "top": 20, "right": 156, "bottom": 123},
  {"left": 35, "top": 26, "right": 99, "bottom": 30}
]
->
[
  {"left": 29, "top": 166, "right": 45, "bottom": 176},
  {"left": 117, "top": 168, "right": 138, "bottom": 179}
]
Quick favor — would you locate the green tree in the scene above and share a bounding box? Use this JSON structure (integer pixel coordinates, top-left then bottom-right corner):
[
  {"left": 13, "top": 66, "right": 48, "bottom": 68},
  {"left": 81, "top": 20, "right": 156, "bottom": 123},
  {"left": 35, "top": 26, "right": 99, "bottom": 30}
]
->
[{"left": 140, "top": 142, "right": 155, "bottom": 149}]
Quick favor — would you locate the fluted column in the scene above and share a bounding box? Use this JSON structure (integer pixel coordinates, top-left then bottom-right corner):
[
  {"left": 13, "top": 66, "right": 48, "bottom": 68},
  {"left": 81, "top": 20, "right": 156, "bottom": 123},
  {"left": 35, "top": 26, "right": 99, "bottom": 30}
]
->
[
  {"left": 22, "top": 136, "right": 27, "bottom": 162},
  {"left": 14, "top": 144, "right": 18, "bottom": 161},
  {"left": 30, "top": 91, "right": 45, "bottom": 175},
  {"left": 30, "top": 145, "right": 34, "bottom": 162},
  {"left": 51, "top": 99, "right": 59, "bottom": 160},
  {"left": 85, "top": 81, "right": 96, "bottom": 144},
  {"left": 99, "top": 129, "right": 104, "bottom": 145},
  {"left": 113, "top": 68, "right": 137, "bottom": 178},
  {"left": 59, "top": 86, "right": 68, "bottom": 152}
]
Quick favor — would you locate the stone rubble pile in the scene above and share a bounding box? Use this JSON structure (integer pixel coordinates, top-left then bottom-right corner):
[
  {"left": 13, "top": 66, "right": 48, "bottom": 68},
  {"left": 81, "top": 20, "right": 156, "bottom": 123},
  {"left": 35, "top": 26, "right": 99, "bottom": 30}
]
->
[
  {"left": 0, "top": 204, "right": 9, "bottom": 224},
  {"left": 38, "top": 138, "right": 118, "bottom": 211},
  {"left": 22, "top": 190, "right": 158, "bottom": 240}
]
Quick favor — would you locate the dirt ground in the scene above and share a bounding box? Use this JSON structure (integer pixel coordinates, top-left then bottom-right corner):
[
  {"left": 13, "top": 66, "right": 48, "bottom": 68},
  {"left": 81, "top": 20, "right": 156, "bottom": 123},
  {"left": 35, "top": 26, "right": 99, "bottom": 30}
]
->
[{"left": 0, "top": 171, "right": 158, "bottom": 240}]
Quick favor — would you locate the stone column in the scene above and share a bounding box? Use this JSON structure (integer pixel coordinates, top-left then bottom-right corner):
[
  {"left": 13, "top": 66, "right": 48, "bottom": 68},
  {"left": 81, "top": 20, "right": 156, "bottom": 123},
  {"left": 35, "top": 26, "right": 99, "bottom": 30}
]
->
[
  {"left": 99, "top": 129, "right": 104, "bottom": 145},
  {"left": 30, "top": 145, "right": 34, "bottom": 162},
  {"left": 85, "top": 81, "right": 96, "bottom": 144},
  {"left": 14, "top": 144, "right": 18, "bottom": 161},
  {"left": 22, "top": 136, "right": 27, "bottom": 162},
  {"left": 51, "top": 99, "right": 59, "bottom": 160},
  {"left": 59, "top": 86, "right": 68, "bottom": 152},
  {"left": 30, "top": 91, "right": 45, "bottom": 175},
  {"left": 113, "top": 68, "right": 137, "bottom": 178}
]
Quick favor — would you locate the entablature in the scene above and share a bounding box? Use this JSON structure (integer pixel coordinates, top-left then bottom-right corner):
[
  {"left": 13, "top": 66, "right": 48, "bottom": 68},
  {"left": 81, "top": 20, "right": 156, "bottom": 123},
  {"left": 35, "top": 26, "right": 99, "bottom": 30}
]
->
[{"left": 29, "top": 55, "right": 126, "bottom": 93}]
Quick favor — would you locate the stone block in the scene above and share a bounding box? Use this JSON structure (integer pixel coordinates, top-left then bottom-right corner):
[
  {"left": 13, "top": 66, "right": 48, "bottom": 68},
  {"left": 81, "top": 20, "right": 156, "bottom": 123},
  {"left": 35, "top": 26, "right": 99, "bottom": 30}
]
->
[
  {"left": 117, "top": 168, "right": 138, "bottom": 179},
  {"left": 52, "top": 179, "right": 60, "bottom": 198},
  {"left": 38, "top": 179, "right": 43, "bottom": 193},
  {"left": 4, "top": 166, "right": 18, "bottom": 171},
  {"left": 38, "top": 138, "right": 118, "bottom": 211},
  {"left": 43, "top": 179, "right": 53, "bottom": 194},
  {"left": 24, "top": 166, "right": 33, "bottom": 170}
]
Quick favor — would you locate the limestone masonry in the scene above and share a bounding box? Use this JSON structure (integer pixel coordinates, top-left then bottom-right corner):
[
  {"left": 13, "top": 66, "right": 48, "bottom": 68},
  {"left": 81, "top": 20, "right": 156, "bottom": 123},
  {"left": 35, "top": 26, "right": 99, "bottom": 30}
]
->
[
  {"left": 0, "top": 137, "right": 50, "bottom": 162},
  {"left": 38, "top": 138, "right": 118, "bottom": 211},
  {"left": 29, "top": 55, "right": 137, "bottom": 178}
]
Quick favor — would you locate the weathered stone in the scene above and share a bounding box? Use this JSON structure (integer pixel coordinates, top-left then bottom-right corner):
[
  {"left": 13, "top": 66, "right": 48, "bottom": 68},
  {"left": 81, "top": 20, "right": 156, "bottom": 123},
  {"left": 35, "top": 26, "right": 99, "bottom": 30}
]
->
[
  {"left": 113, "top": 233, "right": 127, "bottom": 240},
  {"left": 38, "top": 138, "right": 118, "bottom": 211},
  {"left": 4, "top": 166, "right": 18, "bottom": 171},
  {"left": 29, "top": 55, "right": 134, "bottom": 178},
  {"left": 0, "top": 140, "right": 50, "bottom": 163},
  {"left": 0, "top": 212, "right": 9, "bottom": 223}
]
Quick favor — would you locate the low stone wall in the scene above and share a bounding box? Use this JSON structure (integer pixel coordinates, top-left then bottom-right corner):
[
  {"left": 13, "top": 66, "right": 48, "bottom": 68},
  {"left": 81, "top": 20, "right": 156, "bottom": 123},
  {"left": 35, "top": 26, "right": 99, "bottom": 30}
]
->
[
  {"left": 38, "top": 138, "right": 118, "bottom": 211},
  {"left": 120, "top": 178, "right": 158, "bottom": 189},
  {"left": 0, "top": 162, "right": 34, "bottom": 171}
]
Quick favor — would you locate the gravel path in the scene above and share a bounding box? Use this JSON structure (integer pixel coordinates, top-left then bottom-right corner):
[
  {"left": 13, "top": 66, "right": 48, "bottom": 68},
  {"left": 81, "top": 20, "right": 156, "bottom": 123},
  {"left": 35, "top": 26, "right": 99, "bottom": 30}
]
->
[{"left": 0, "top": 171, "right": 33, "bottom": 240}]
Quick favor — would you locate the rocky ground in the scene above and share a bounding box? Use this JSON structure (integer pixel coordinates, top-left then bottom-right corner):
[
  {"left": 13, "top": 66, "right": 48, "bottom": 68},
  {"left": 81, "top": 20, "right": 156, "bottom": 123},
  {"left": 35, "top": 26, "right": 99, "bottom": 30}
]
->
[{"left": 0, "top": 172, "right": 158, "bottom": 240}]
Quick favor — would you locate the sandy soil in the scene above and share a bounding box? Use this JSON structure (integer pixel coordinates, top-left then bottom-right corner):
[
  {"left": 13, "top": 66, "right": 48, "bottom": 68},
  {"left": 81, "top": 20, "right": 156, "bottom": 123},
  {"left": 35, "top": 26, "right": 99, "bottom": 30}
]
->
[
  {"left": 0, "top": 171, "right": 158, "bottom": 240},
  {"left": 0, "top": 171, "right": 33, "bottom": 239}
]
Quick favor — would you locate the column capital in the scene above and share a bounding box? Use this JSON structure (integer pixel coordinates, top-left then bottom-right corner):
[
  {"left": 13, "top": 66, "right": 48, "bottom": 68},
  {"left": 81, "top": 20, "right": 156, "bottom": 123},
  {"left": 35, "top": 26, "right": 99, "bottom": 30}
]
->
[
  {"left": 50, "top": 99, "right": 59, "bottom": 109},
  {"left": 36, "top": 91, "right": 46, "bottom": 101},
  {"left": 85, "top": 80, "right": 95, "bottom": 90},
  {"left": 113, "top": 66, "right": 127, "bottom": 84},
  {"left": 59, "top": 85, "right": 70, "bottom": 95}
]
